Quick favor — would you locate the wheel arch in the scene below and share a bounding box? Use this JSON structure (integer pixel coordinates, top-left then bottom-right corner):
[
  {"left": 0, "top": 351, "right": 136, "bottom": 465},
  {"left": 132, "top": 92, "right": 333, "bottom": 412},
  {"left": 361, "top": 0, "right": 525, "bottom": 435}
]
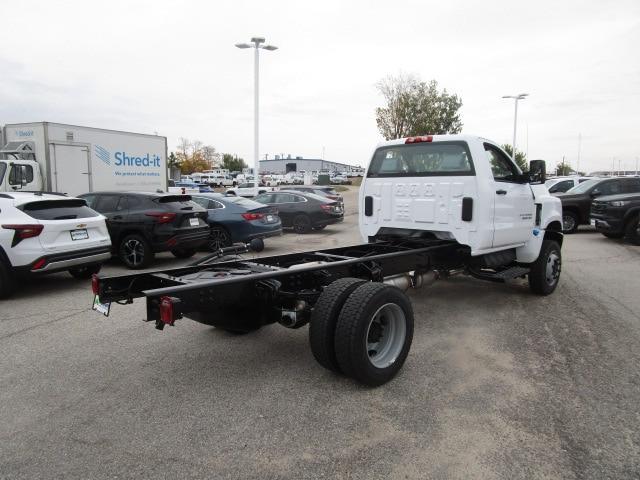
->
[
  {"left": 544, "top": 220, "right": 564, "bottom": 247},
  {"left": 623, "top": 207, "right": 640, "bottom": 226}
]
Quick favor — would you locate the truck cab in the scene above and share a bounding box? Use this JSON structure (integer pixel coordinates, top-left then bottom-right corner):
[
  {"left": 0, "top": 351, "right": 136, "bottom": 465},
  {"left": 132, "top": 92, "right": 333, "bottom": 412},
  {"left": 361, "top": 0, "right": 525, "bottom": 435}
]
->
[
  {"left": 359, "top": 135, "right": 562, "bottom": 263},
  {"left": 0, "top": 142, "right": 43, "bottom": 192}
]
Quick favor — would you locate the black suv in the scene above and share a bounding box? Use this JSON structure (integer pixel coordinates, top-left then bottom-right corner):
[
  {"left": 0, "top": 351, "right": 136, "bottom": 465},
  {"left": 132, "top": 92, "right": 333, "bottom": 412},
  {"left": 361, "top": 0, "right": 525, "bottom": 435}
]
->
[
  {"left": 79, "top": 192, "right": 209, "bottom": 269},
  {"left": 590, "top": 191, "right": 640, "bottom": 244},
  {"left": 554, "top": 177, "right": 640, "bottom": 233}
]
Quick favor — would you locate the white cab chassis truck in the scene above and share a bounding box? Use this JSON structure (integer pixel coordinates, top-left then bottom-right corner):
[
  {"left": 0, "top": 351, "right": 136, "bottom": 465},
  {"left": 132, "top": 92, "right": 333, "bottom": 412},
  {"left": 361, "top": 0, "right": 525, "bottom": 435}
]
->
[
  {"left": 0, "top": 122, "right": 168, "bottom": 197},
  {"left": 92, "top": 135, "right": 562, "bottom": 387}
]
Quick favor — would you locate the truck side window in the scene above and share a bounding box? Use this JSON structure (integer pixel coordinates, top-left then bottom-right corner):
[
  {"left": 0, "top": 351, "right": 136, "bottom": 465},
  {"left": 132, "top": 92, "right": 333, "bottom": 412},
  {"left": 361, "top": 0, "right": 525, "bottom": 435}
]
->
[
  {"left": 624, "top": 179, "right": 640, "bottom": 193},
  {"left": 8, "top": 164, "right": 34, "bottom": 186},
  {"left": 549, "top": 180, "right": 573, "bottom": 193},
  {"left": 597, "top": 181, "right": 622, "bottom": 196},
  {"left": 484, "top": 144, "right": 520, "bottom": 182}
]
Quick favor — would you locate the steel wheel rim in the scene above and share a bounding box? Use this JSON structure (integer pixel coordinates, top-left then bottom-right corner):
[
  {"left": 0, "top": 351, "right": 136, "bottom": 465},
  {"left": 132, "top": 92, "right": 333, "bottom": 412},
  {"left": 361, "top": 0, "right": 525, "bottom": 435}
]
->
[
  {"left": 124, "top": 239, "right": 144, "bottom": 266},
  {"left": 365, "top": 303, "right": 406, "bottom": 369},
  {"left": 294, "top": 217, "right": 308, "bottom": 233},
  {"left": 563, "top": 214, "right": 575, "bottom": 231},
  {"left": 545, "top": 251, "right": 561, "bottom": 286},
  {"left": 209, "top": 229, "right": 230, "bottom": 250}
]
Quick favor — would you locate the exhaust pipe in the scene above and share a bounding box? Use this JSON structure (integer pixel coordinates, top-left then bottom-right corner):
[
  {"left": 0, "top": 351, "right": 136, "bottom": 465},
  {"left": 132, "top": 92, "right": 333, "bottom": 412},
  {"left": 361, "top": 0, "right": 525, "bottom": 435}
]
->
[{"left": 384, "top": 271, "right": 438, "bottom": 291}]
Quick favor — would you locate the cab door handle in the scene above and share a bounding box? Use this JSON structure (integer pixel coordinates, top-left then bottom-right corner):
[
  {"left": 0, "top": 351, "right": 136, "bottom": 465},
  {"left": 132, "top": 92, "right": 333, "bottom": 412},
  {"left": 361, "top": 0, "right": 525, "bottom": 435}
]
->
[{"left": 496, "top": 189, "right": 507, "bottom": 195}]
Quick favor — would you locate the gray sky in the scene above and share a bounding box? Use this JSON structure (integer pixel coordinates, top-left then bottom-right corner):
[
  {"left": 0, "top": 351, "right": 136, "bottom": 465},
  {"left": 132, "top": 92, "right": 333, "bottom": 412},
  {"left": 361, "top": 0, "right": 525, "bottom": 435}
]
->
[{"left": 1, "top": 0, "right": 639, "bottom": 174}]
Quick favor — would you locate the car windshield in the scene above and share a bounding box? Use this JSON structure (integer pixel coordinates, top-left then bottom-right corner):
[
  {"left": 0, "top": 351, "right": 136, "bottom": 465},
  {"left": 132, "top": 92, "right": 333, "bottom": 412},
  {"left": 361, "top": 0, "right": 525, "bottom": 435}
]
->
[
  {"left": 566, "top": 178, "right": 601, "bottom": 194},
  {"left": 225, "top": 196, "right": 264, "bottom": 209},
  {"left": 0, "top": 163, "right": 6, "bottom": 185}
]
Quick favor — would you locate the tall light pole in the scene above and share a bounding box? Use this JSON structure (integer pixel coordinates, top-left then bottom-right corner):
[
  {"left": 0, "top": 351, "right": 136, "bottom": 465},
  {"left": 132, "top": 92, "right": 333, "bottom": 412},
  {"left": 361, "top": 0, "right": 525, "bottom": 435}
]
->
[
  {"left": 502, "top": 93, "right": 528, "bottom": 162},
  {"left": 235, "top": 37, "right": 278, "bottom": 182}
]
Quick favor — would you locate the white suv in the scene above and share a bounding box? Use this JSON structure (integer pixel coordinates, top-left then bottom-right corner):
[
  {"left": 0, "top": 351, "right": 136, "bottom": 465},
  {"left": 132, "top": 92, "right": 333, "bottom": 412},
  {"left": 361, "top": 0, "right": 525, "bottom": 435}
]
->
[{"left": 0, "top": 192, "right": 112, "bottom": 298}]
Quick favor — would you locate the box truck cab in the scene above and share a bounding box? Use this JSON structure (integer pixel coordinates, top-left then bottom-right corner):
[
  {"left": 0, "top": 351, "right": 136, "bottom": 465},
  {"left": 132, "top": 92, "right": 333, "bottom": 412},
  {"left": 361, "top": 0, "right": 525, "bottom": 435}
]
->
[{"left": 0, "top": 143, "right": 43, "bottom": 192}]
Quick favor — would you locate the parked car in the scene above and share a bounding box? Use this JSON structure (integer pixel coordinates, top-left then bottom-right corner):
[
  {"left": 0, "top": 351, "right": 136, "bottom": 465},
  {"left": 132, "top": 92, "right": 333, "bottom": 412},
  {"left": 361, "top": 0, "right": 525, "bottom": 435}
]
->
[
  {"left": 545, "top": 176, "right": 594, "bottom": 194},
  {"left": 330, "top": 174, "right": 351, "bottom": 185},
  {"left": 0, "top": 192, "right": 112, "bottom": 298},
  {"left": 79, "top": 192, "right": 209, "bottom": 269},
  {"left": 190, "top": 193, "right": 282, "bottom": 250},
  {"left": 253, "top": 190, "right": 343, "bottom": 233},
  {"left": 168, "top": 180, "right": 199, "bottom": 194},
  {"left": 590, "top": 191, "right": 640, "bottom": 244},
  {"left": 284, "top": 186, "right": 344, "bottom": 206},
  {"left": 261, "top": 175, "right": 279, "bottom": 187},
  {"left": 555, "top": 177, "right": 640, "bottom": 233},
  {"left": 225, "top": 182, "right": 269, "bottom": 198}
]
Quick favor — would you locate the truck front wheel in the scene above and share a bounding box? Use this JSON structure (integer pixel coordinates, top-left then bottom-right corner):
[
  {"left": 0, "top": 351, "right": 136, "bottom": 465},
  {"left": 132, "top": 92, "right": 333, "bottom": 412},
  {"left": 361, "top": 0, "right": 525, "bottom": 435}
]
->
[
  {"left": 334, "top": 283, "right": 414, "bottom": 387},
  {"left": 309, "top": 278, "right": 367, "bottom": 373},
  {"left": 528, "top": 239, "right": 561, "bottom": 295}
]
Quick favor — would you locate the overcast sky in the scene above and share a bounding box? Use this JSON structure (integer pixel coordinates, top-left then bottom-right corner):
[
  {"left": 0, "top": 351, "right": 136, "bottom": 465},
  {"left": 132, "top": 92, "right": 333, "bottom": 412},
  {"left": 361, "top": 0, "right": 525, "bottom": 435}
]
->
[{"left": 1, "top": 0, "right": 638, "bottom": 173}]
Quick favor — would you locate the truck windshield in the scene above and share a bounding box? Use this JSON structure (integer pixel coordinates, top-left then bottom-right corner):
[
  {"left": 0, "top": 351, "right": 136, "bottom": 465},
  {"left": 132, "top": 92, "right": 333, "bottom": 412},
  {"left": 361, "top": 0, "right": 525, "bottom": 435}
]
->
[
  {"left": 367, "top": 141, "right": 474, "bottom": 177},
  {"left": 0, "top": 163, "right": 6, "bottom": 185},
  {"left": 566, "top": 178, "right": 601, "bottom": 194}
]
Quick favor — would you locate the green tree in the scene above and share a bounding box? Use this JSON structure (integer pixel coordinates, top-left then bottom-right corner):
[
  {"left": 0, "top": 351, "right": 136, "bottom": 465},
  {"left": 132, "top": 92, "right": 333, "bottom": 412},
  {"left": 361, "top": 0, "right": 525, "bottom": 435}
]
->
[
  {"left": 501, "top": 144, "right": 528, "bottom": 171},
  {"left": 222, "top": 154, "right": 247, "bottom": 172},
  {"left": 556, "top": 161, "right": 573, "bottom": 176},
  {"left": 375, "top": 74, "right": 463, "bottom": 140},
  {"left": 168, "top": 152, "right": 179, "bottom": 168}
]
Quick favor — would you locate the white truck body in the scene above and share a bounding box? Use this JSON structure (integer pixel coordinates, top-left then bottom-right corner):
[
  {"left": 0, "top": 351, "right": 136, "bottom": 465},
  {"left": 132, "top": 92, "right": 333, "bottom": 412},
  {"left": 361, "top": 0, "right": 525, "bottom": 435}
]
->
[
  {"left": 359, "top": 135, "right": 562, "bottom": 263},
  {"left": 0, "top": 122, "right": 167, "bottom": 197}
]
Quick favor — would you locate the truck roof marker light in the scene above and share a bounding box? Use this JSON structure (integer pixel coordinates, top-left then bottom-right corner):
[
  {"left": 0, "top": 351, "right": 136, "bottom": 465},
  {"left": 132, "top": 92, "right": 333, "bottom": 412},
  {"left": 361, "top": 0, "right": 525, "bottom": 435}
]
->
[{"left": 405, "top": 135, "right": 433, "bottom": 144}]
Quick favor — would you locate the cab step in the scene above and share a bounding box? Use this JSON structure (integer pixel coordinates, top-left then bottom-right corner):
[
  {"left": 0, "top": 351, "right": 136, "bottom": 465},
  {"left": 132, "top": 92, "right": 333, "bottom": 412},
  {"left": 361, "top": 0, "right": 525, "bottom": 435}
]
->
[{"left": 468, "top": 266, "right": 530, "bottom": 283}]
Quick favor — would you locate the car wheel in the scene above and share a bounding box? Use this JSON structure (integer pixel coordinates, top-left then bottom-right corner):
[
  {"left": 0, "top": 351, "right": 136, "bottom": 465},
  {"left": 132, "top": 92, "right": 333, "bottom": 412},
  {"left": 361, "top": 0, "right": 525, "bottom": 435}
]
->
[
  {"left": 624, "top": 214, "right": 640, "bottom": 245},
  {"left": 292, "top": 214, "right": 312, "bottom": 234},
  {"left": 528, "top": 239, "right": 562, "bottom": 295},
  {"left": 68, "top": 264, "right": 102, "bottom": 279},
  {"left": 602, "top": 232, "right": 624, "bottom": 239},
  {"left": 562, "top": 211, "right": 579, "bottom": 233},
  {"left": 171, "top": 248, "right": 196, "bottom": 259},
  {"left": 119, "top": 234, "right": 153, "bottom": 269},
  {"left": 334, "top": 283, "right": 414, "bottom": 386},
  {"left": 0, "top": 260, "right": 14, "bottom": 299},
  {"left": 309, "top": 278, "right": 367, "bottom": 373},
  {"left": 207, "top": 226, "right": 232, "bottom": 251}
]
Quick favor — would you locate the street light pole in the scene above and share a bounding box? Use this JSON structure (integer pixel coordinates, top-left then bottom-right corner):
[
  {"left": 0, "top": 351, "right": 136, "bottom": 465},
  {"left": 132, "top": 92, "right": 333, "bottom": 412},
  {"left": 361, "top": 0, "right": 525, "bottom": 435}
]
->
[
  {"left": 502, "top": 93, "right": 529, "bottom": 162},
  {"left": 235, "top": 37, "right": 278, "bottom": 183}
]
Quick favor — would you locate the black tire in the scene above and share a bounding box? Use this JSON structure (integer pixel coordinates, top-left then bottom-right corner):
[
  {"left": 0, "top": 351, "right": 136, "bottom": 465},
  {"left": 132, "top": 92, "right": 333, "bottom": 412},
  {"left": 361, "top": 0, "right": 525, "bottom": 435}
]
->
[
  {"left": 624, "top": 214, "right": 640, "bottom": 245},
  {"left": 602, "top": 232, "right": 624, "bottom": 239},
  {"left": 309, "top": 278, "right": 367, "bottom": 373},
  {"left": 528, "top": 239, "right": 562, "bottom": 295},
  {"left": 68, "top": 264, "right": 101, "bottom": 279},
  {"left": 119, "top": 234, "right": 153, "bottom": 269},
  {"left": 312, "top": 225, "right": 327, "bottom": 231},
  {"left": 0, "top": 260, "right": 14, "bottom": 299},
  {"left": 170, "top": 248, "right": 196, "bottom": 259},
  {"left": 207, "top": 226, "right": 232, "bottom": 251},
  {"left": 562, "top": 211, "right": 579, "bottom": 233},
  {"left": 334, "top": 283, "right": 414, "bottom": 387},
  {"left": 293, "top": 214, "right": 312, "bottom": 234}
]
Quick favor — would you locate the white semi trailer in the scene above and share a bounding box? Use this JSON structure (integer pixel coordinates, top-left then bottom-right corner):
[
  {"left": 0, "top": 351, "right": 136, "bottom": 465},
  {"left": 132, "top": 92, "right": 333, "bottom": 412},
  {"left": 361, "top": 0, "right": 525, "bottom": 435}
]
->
[{"left": 0, "top": 122, "right": 167, "bottom": 196}]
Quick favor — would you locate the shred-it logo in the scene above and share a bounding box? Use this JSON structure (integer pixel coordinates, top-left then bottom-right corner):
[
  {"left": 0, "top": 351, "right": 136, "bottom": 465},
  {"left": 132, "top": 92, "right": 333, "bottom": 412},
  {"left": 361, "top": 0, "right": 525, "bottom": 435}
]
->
[{"left": 95, "top": 145, "right": 111, "bottom": 166}]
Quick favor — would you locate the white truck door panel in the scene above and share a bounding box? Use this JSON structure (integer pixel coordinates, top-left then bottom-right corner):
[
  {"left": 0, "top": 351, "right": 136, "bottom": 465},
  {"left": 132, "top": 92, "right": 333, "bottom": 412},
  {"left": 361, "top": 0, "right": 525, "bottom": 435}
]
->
[
  {"left": 50, "top": 144, "right": 90, "bottom": 196},
  {"left": 493, "top": 182, "right": 535, "bottom": 246}
]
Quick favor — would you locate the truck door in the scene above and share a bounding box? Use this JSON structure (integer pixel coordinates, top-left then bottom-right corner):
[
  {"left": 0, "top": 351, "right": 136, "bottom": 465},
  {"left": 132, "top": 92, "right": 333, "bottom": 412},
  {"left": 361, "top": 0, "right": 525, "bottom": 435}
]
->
[
  {"left": 484, "top": 143, "right": 535, "bottom": 247},
  {"left": 50, "top": 143, "right": 90, "bottom": 196}
]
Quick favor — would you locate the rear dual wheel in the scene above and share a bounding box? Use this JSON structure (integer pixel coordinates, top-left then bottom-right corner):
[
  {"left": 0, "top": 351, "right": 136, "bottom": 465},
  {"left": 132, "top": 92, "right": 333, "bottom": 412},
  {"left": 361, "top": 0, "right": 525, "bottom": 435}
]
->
[{"left": 309, "top": 280, "right": 414, "bottom": 387}]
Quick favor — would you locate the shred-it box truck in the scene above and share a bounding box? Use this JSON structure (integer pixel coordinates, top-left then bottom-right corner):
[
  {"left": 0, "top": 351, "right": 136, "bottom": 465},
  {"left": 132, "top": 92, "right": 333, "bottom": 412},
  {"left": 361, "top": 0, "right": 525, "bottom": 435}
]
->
[{"left": 0, "top": 122, "right": 168, "bottom": 196}]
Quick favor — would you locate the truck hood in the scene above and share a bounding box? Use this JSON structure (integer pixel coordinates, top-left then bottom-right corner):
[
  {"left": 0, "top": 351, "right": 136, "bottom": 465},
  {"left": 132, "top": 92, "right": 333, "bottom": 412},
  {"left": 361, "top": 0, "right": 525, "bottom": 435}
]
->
[
  {"left": 595, "top": 193, "right": 640, "bottom": 202},
  {"left": 553, "top": 193, "right": 584, "bottom": 202}
]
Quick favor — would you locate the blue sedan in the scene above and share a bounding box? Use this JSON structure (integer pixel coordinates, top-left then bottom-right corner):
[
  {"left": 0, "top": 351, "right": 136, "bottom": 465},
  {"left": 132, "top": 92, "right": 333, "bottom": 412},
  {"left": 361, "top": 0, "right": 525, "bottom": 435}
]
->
[{"left": 190, "top": 193, "right": 282, "bottom": 250}]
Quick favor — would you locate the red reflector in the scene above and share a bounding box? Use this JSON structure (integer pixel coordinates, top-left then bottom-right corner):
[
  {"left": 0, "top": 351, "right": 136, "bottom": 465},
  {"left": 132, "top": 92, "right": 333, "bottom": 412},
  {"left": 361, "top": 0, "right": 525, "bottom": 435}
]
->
[
  {"left": 405, "top": 135, "right": 433, "bottom": 144},
  {"left": 91, "top": 274, "right": 100, "bottom": 295},
  {"left": 241, "top": 212, "right": 265, "bottom": 221},
  {"left": 2, "top": 224, "right": 44, "bottom": 238},
  {"left": 145, "top": 212, "right": 177, "bottom": 224},
  {"left": 159, "top": 296, "right": 175, "bottom": 325},
  {"left": 31, "top": 257, "right": 47, "bottom": 270},
  {"left": 166, "top": 237, "right": 177, "bottom": 247}
]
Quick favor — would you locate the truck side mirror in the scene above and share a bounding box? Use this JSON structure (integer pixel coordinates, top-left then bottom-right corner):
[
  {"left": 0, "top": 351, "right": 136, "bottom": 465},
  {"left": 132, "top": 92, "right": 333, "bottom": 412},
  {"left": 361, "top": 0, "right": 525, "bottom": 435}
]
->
[{"left": 528, "top": 160, "right": 546, "bottom": 184}]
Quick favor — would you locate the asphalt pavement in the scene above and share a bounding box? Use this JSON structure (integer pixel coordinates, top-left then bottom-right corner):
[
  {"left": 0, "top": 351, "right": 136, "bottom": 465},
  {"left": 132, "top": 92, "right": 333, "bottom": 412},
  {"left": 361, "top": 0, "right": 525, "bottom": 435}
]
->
[{"left": 1, "top": 187, "right": 639, "bottom": 479}]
